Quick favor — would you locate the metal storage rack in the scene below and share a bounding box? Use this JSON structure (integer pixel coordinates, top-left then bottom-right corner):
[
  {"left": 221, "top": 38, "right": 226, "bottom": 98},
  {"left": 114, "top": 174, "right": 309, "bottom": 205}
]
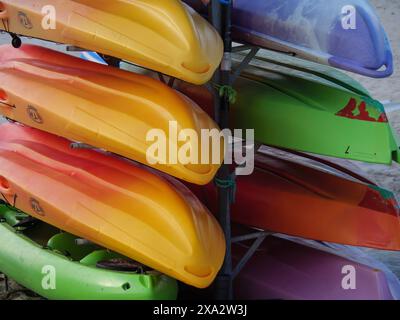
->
[{"left": 210, "top": 0, "right": 269, "bottom": 300}]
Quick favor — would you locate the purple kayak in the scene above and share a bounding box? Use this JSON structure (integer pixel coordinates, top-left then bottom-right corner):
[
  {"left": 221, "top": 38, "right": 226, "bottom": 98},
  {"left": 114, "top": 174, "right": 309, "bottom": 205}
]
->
[
  {"left": 234, "top": 236, "right": 400, "bottom": 300},
  {"left": 184, "top": 0, "right": 393, "bottom": 78}
]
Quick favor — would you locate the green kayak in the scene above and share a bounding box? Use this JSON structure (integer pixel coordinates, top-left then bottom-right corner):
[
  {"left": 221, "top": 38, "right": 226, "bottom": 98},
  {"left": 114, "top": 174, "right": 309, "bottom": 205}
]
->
[
  {"left": 0, "top": 203, "right": 178, "bottom": 300},
  {"left": 232, "top": 63, "right": 400, "bottom": 164}
]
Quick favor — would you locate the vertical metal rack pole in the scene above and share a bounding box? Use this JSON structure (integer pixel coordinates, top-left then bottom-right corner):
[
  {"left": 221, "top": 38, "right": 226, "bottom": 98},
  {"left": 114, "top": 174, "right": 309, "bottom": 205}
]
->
[{"left": 211, "top": 0, "right": 234, "bottom": 300}]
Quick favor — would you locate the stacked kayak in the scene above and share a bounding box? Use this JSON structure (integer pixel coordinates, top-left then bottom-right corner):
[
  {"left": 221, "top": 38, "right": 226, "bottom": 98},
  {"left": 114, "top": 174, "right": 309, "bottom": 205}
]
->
[
  {"left": 0, "top": 1, "right": 226, "bottom": 299},
  {"left": 0, "top": 0, "right": 223, "bottom": 84},
  {"left": 0, "top": 202, "right": 178, "bottom": 300},
  {"left": 0, "top": 44, "right": 223, "bottom": 185},
  {"left": 0, "top": 123, "right": 225, "bottom": 289},
  {"left": 178, "top": 62, "right": 400, "bottom": 165},
  {"left": 189, "top": 151, "right": 400, "bottom": 251},
  {"left": 0, "top": 0, "right": 398, "bottom": 302},
  {"left": 184, "top": 0, "right": 393, "bottom": 78},
  {"left": 234, "top": 235, "right": 400, "bottom": 300}
]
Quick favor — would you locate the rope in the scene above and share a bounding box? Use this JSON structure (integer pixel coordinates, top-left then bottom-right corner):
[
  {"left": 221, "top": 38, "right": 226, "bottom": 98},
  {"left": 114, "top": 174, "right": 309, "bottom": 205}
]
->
[
  {"left": 214, "top": 172, "right": 237, "bottom": 204},
  {"left": 213, "top": 84, "right": 237, "bottom": 104}
]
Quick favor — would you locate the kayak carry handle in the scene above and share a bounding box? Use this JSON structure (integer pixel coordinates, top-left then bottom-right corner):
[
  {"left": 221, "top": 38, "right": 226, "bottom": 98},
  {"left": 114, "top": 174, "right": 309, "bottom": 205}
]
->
[{"left": 330, "top": 46, "right": 393, "bottom": 79}]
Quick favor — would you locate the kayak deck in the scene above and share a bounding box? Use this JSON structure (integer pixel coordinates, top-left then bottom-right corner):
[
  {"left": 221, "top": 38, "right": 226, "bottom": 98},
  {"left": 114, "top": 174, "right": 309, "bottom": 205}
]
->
[
  {"left": 0, "top": 123, "right": 225, "bottom": 288},
  {"left": 0, "top": 44, "right": 223, "bottom": 185}
]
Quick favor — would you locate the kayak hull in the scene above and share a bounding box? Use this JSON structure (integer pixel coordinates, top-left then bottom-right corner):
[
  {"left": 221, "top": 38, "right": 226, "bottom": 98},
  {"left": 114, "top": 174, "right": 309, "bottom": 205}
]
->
[
  {"left": 0, "top": 204, "right": 178, "bottom": 300},
  {"left": 0, "top": 0, "right": 223, "bottom": 84},
  {"left": 0, "top": 123, "right": 225, "bottom": 288},
  {"left": 188, "top": 152, "right": 400, "bottom": 251},
  {"left": 0, "top": 44, "right": 223, "bottom": 185},
  {"left": 178, "top": 63, "right": 400, "bottom": 165},
  {"left": 234, "top": 236, "right": 397, "bottom": 300},
  {"left": 184, "top": 0, "right": 393, "bottom": 78},
  {"left": 234, "top": 73, "right": 396, "bottom": 165}
]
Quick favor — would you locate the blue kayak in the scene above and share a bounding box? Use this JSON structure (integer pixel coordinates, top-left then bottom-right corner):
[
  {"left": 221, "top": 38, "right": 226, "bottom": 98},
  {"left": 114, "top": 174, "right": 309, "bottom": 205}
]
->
[{"left": 184, "top": 0, "right": 393, "bottom": 78}]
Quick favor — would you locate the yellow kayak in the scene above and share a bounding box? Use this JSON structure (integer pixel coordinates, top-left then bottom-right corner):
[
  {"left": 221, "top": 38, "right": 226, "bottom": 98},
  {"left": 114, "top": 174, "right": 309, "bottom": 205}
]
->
[
  {"left": 0, "top": 0, "right": 223, "bottom": 84},
  {"left": 0, "top": 44, "right": 223, "bottom": 185},
  {"left": 0, "top": 123, "right": 225, "bottom": 288}
]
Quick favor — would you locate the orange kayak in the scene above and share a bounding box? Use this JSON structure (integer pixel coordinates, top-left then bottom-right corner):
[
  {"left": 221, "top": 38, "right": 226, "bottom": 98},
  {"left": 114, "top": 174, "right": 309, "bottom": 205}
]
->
[
  {"left": 0, "top": 0, "right": 223, "bottom": 84},
  {"left": 0, "top": 123, "right": 225, "bottom": 288},
  {"left": 0, "top": 44, "right": 223, "bottom": 185},
  {"left": 188, "top": 151, "right": 400, "bottom": 250}
]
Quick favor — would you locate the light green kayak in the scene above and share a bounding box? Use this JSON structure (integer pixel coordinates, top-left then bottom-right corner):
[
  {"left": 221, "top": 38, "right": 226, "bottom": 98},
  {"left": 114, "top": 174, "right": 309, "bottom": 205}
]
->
[
  {"left": 0, "top": 203, "right": 178, "bottom": 300},
  {"left": 231, "top": 61, "right": 400, "bottom": 165}
]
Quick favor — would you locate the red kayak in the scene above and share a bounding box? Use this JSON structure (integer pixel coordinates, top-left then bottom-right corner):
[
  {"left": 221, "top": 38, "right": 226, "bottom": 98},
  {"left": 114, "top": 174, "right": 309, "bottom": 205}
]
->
[{"left": 189, "top": 152, "right": 400, "bottom": 250}]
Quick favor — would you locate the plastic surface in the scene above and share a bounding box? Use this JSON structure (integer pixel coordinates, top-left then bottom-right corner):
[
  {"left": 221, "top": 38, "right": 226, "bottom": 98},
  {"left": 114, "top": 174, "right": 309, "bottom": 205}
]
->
[
  {"left": 178, "top": 64, "right": 400, "bottom": 165},
  {"left": 184, "top": 0, "right": 393, "bottom": 78},
  {"left": 234, "top": 236, "right": 397, "bottom": 300},
  {"left": 234, "top": 51, "right": 372, "bottom": 97},
  {"left": 0, "top": 0, "right": 223, "bottom": 84},
  {"left": 0, "top": 203, "right": 178, "bottom": 300},
  {"left": 188, "top": 152, "right": 400, "bottom": 251},
  {"left": 0, "top": 44, "right": 223, "bottom": 185},
  {"left": 0, "top": 123, "right": 225, "bottom": 288}
]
